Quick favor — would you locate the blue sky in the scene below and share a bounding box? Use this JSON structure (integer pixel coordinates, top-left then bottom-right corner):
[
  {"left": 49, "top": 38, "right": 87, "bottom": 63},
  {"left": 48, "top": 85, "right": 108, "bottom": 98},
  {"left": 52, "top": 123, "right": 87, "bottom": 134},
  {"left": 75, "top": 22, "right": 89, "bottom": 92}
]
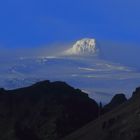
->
[{"left": 0, "top": 0, "right": 140, "bottom": 48}]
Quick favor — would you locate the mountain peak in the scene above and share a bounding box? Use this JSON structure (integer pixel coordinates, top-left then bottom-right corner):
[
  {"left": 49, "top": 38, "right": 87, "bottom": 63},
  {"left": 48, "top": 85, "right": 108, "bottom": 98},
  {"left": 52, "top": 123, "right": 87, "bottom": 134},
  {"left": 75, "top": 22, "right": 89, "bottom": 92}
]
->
[{"left": 64, "top": 38, "right": 99, "bottom": 56}]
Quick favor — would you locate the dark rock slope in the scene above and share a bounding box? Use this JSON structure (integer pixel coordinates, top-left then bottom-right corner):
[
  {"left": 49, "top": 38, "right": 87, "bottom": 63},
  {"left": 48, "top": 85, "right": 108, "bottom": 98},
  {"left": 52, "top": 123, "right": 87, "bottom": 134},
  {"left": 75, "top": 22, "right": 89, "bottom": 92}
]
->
[
  {"left": 63, "top": 88, "right": 140, "bottom": 140},
  {"left": 102, "top": 93, "right": 127, "bottom": 113},
  {"left": 0, "top": 80, "right": 99, "bottom": 140}
]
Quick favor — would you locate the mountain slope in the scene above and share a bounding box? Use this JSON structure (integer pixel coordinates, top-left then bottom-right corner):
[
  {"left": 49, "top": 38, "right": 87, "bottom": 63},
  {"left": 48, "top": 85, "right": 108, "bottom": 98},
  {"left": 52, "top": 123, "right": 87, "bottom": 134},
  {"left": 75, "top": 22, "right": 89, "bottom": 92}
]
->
[
  {"left": 63, "top": 88, "right": 140, "bottom": 140},
  {"left": 0, "top": 80, "right": 99, "bottom": 140}
]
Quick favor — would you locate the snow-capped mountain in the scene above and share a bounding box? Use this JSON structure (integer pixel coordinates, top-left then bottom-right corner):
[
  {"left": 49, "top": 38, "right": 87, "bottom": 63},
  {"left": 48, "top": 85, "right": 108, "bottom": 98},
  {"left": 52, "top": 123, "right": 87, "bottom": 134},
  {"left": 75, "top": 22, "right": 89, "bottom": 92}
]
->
[
  {"left": 64, "top": 38, "right": 99, "bottom": 56},
  {"left": 0, "top": 38, "right": 140, "bottom": 103}
]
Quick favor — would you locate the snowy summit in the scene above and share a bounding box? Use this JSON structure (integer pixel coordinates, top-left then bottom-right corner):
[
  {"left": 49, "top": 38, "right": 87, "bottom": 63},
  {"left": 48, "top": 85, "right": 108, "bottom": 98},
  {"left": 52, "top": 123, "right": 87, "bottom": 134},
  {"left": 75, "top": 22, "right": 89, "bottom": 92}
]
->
[{"left": 64, "top": 38, "right": 98, "bottom": 56}]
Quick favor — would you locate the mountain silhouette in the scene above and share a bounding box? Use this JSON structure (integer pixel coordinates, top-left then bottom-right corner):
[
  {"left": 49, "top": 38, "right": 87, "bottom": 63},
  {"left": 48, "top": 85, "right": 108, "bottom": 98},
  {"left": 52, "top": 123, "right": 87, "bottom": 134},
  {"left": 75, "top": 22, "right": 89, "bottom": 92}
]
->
[
  {"left": 63, "top": 88, "right": 140, "bottom": 140},
  {"left": 0, "top": 80, "right": 99, "bottom": 140},
  {"left": 102, "top": 93, "right": 127, "bottom": 113}
]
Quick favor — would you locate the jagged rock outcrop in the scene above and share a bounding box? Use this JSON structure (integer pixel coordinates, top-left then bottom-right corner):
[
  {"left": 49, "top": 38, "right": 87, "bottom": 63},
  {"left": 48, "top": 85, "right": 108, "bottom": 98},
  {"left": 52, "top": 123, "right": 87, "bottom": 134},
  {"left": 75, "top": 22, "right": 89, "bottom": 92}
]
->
[{"left": 102, "top": 93, "right": 127, "bottom": 113}]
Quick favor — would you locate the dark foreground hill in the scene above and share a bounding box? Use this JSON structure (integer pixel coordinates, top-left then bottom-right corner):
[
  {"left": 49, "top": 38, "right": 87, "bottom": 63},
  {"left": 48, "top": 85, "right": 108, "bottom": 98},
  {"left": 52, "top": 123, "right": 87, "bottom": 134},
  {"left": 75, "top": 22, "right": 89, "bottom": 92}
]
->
[
  {"left": 63, "top": 88, "right": 140, "bottom": 140},
  {"left": 0, "top": 80, "right": 99, "bottom": 140}
]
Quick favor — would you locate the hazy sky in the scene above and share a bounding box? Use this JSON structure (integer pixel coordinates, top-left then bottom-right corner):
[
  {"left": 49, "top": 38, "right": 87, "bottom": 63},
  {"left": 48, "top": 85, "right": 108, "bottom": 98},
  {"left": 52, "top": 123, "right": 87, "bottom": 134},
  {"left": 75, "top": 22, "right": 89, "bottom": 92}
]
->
[{"left": 0, "top": 0, "right": 140, "bottom": 48}]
